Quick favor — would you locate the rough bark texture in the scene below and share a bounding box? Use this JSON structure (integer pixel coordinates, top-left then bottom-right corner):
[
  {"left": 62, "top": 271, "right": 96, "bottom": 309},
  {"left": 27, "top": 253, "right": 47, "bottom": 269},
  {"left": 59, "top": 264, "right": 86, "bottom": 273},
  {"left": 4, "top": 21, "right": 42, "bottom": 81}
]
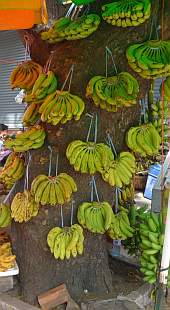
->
[{"left": 9, "top": 0, "right": 170, "bottom": 306}]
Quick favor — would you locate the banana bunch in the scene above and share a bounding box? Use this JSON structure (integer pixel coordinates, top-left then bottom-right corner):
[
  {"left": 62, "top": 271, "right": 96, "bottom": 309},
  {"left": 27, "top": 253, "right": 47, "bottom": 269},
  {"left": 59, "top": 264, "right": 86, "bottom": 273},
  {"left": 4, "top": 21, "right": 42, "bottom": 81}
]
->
[
  {"left": 31, "top": 173, "right": 77, "bottom": 206},
  {"left": 22, "top": 102, "right": 40, "bottom": 126},
  {"left": 0, "top": 243, "right": 16, "bottom": 272},
  {"left": 126, "top": 123, "right": 161, "bottom": 156},
  {"left": 101, "top": 152, "right": 136, "bottom": 188},
  {"left": 11, "top": 190, "right": 40, "bottom": 223},
  {"left": 66, "top": 140, "right": 114, "bottom": 174},
  {"left": 4, "top": 125, "right": 46, "bottom": 152},
  {"left": 0, "top": 153, "right": 25, "bottom": 190},
  {"left": 118, "top": 182, "right": 135, "bottom": 205},
  {"left": 77, "top": 201, "right": 113, "bottom": 233},
  {"left": 86, "top": 73, "right": 139, "bottom": 112},
  {"left": 126, "top": 40, "right": 170, "bottom": 79},
  {"left": 139, "top": 211, "right": 163, "bottom": 284},
  {"left": 47, "top": 224, "right": 84, "bottom": 260},
  {"left": 0, "top": 204, "right": 12, "bottom": 228},
  {"left": 102, "top": 0, "right": 151, "bottom": 27},
  {"left": 150, "top": 100, "right": 169, "bottom": 137},
  {"left": 39, "top": 90, "right": 85, "bottom": 125},
  {"left": 10, "top": 60, "right": 42, "bottom": 90},
  {"left": 41, "top": 14, "right": 100, "bottom": 43},
  {"left": 24, "top": 71, "right": 58, "bottom": 103},
  {"left": 107, "top": 207, "right": 135, "bottom": 240}
]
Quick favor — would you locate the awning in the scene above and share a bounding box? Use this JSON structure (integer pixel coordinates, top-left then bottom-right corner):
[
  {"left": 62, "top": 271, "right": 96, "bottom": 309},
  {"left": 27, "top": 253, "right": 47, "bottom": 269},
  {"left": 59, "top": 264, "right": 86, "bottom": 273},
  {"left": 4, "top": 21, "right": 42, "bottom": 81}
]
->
[{"left": 0, "top": 0, "right": 48, "bottom": 30}]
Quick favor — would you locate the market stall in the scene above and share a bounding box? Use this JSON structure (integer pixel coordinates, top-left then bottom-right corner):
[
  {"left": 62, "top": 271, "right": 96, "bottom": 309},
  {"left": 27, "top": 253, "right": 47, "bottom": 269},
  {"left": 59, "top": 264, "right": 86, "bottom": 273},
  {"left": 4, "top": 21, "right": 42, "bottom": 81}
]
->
[{"left": 0, "top": 0, "right": 169, "bottom": 308}]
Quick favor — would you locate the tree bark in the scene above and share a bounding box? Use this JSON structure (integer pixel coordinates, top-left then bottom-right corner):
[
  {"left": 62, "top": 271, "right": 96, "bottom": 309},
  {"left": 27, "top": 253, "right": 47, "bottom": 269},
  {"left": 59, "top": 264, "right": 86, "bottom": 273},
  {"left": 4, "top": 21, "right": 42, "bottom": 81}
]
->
[{"left": 10, "top": 0, "right": 170, "bottom": 306}]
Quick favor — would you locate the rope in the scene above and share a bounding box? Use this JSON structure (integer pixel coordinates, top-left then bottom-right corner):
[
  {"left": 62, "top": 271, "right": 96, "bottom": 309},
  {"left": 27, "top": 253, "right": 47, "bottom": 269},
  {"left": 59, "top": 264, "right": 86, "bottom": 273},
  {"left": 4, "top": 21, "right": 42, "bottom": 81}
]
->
[
  {"left": 90, "top": 177, "right": 94, "bottom": 202},
  {"left": 105, "top": 46, "right": 118, "bottom": 78},
  {"left": 44, "top": 52, "right": 54, "bottom": 74},
  {"left": 48, "top": 145, "right": 53, "bottom": 177},
  {"left": 70, "top": 200, "right": 75, "bottom": 226},
  {"left": 94, "top": 114, "right": 98, "bottom": 143},
  {"left": 4, "top": 183, "right": 16, "bottom": 204},
  {"left": 55, "top": 153, "right": 59, "bottom": 176},
  {"left": 60, "top": 205, "right": 64, "bottom": 228},
  {"left": 93, "top": 176, "right": 100, "bottom": 203},
  {"left": 107, "top": 133, "right": 117, "bottom": 157},
  {"left": 61, "top": 64, "right": 74, "bottom": 92},
  {"left": 65, "top": 3, "right": 76, "bottom": 17},
  {"left": 86, "top": 113, "right": 94, "bottom": 142}
]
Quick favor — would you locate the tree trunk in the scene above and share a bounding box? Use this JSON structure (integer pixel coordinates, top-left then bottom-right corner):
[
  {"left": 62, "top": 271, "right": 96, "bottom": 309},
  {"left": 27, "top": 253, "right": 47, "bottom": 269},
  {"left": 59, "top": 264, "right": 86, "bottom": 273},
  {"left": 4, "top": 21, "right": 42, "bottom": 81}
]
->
[{"left": 9, "top": 0, "right": 170, "bottom": 306}]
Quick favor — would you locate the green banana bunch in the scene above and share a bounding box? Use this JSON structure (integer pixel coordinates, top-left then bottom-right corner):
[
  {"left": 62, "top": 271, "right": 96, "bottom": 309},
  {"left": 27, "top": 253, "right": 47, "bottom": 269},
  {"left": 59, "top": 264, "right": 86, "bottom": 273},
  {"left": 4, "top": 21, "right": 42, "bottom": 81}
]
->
[
  {"left": 150, "top": 100, "right": 169, "bottom": 139},
  {"left": 139, "top": 211, "right": 163, "bottom": 284},
  {"left": 0, "top": 152, "right": 25, "bottom": 190},
  {"left": 11, "top": 190, "right": 40, "bottom": 223},
  {"left": 118, "top": 182, "right": 135, "bottom": 205},
  {"left": 107, "top": 206, "right": 135, "bottom": 240},
  {"left": 126, "top": 123, "right": 161, "bottom": 156},
  {"left": 41, "top": 14, "right": 100, "bottom": 43},
  {"left": 22, "top": 102, "right": 40, "bottom": 126},
  {"left": 47, "top": 224, "right": 84, "bottom": 260},
  {"left": 102, "top": 0, "right": 151, "bottom": 27},
  {"left": 101, "top": 151, "right": 136, "bottom": 188},
  {"left": 86, "top": 72, "right": 139, "bottom": 112},
  {"left": 24, "top": 71, "right": 58, "bottom": 103},
  {"left": 4, "top": 125, "right": 46, "bottom": 152},
  {"left": 39, "top": 90, "right": 85, "bottom": 125},
  {"left": 66, "top": 140, "right": 114, "bottom": 175},
  {"left": 0, "top": 204, "right": 12, "bottom": 228},
  {"left": 126, "top": 40, "right": 170, "bottom": 79},
  {"left": 31, "top": 173, "right": 77, "bottom": 206},
  {"left": 77, "top": 201, "right": 113, "bottom": 233}
]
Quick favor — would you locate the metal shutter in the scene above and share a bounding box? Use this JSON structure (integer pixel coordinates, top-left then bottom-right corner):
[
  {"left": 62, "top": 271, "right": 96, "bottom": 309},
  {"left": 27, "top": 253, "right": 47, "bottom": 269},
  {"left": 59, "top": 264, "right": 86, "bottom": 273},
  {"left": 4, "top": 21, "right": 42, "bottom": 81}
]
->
[{"left": 0, "top": 31, "right": 26, "bottom": 129}]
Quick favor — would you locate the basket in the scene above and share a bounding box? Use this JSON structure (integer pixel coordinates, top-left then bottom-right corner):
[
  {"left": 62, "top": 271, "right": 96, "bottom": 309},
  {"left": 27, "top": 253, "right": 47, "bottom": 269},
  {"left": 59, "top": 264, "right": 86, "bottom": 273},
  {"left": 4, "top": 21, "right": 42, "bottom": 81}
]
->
[{"left": 133, "top": 174, "right": 147, "bottom": 191}]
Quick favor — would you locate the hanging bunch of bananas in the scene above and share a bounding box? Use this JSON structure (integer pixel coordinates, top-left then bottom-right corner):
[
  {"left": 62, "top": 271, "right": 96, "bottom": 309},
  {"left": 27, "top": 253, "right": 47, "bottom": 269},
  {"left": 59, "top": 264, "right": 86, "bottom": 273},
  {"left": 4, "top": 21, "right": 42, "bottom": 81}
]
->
[
  {"left": 47, "top": 224, "right": 84, "bottom": 260},
  {"left": 66, "top": 140, "right": 114, "bottom": 174},
  {"left": 126, "top": 40, "right": 170, "bottom": 79},
  {"left": 150, "top": 100, "right": 169, "bottom": 138},
  {"left": 41, "top": 14, "right": 100, "bottom": 43},
  {"left": 31, "top": 173, "right": 77, "bottom": 206},
  {"left": 118, "top": 182, "right": 135, "bottom": 205},
  {"left": 22, "top": 102, "right": 40, "bottom": 126},
  {"left": 39, "top": 90, "right": 85, "bottom": 125},
  {"left": 0, "top": 243, "right": 16, "bottom": 272},
  {"left": 10, "top": 60, "right": 42, "bottom": 90},
  {"left": 0, "top": 204, "right": 12, "bottom": 228},
  {"left": 4, "top": 125, "right": 46, "bottom": 152},
  {"left": 126, "top": 123, "right": 161, "bottom": 156},
  {"left": 101, "top": 152, "right": 136, "bottom": 188},
  {"left": 24, "top": 71, "right": 58, "bottom": 103},
  {"left": 86, "top": 73, "right": 139, "bottom": 112},
  {"left": 139, "top": 211, "right": 163, "bottom": 284},
  {"left": 102, "top": 0, "right": 151, "bottom": 27},
  {"left": 11, "top": 190, "right": 40, "bottom": 223},
  {"left": 0, "top": 153, "right": 25, "bottom": 190},
  {"left": 77, "top": 201, "right": 113, "bottom": 233},
  {"left": 107, "top": 207, "right": 135, "bottom": 240}
]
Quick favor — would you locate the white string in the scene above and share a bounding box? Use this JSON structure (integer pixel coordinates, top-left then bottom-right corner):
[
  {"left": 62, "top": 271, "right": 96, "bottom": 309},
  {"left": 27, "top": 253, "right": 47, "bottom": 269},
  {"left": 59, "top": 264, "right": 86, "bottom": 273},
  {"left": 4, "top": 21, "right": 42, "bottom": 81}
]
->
[
  {"left": 61, "top": 64, "right": 74, "bottom": 92},
  {"left": 107, "top": 133, "right": 117, "bottom": 157},
  {"left": 48, "top": 146, "right": 53, "bottom": 177},
  {"left": 105, "top": 46, "right": 118, "bottom": 78},
  {"left": 70, "top": 200, "right": 75, "bottom": 226},
  {"left": 60, "top": 205, "right": 64, "bottom": 227},
  {"left": 4, "top": 183, "right": 16, "bottom": 204},
  {"left": 86, "top": 113, "right": 94, "bottom": 142},
  {"left": 94, "top": 114, "right": 98, "bottom": 143},
  {"left": 66, "top": 3, "right": 76, "bottom": 17},
  {"left": 55, "top": 153, "right": 59, "bottom": 176},
  {"left": 90, "top": 177, "right": 94, "bottom": 202},
  {"left": 93, "top": 176, "right": 100, "bottom": 203}
]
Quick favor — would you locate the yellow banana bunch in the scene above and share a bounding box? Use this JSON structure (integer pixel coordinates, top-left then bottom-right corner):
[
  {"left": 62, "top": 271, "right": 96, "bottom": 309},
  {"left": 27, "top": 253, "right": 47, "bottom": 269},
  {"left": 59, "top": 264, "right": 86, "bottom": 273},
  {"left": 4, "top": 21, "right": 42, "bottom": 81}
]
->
[
  {"left": 11, "top": 190, "right": 40, "bottom": 223},
  {"left": 22, "top": 102, "right": 40, "bottom": 126},
  {"left": 31, "top": 173, "right": 77, "bottom": 206},
  {"left": 126, "top": 123, "right": 161, "bottom": 156},
  {"left": 47, "top": 224, "right": 84, "bottom": 260},
  {"left": 0, "top": 204, "right": 12, "bottom": 228},
  {"left": 107, "top": 207, "right": 134, "bottom": 240},
  {"left": 24, "top": 71, "right": 58, "bottom": 104},
  {"left": 0, "top": 242, "right": 16, "bottom": 272},
  {"left": 39, "top": 90, "right": 85, "bottom": 125},
  {"left": 102, "top": 0, "right": 151, "bottom": 27},
  {"left": 126, "top": 40, "right": 170, "bottom": 79},
  {"left": 10, "top": 60, "right": 42, "bottom": 90},
  {"left": 118, "top": 182, "right": 135, "bottom": 205},
  {"left": 66, "top": 140, "right": 114, "bottom": 174},
  {"left": 77, "top": 201, "right": 113, "bottom": 233},
  {"left": 41, "top": 14, "right": 100, "bottom": 43},
  {"left": 86, "top": 72, "right": 139, "bottom": 112},
  {"left": 0, "top": 153, "right": 25, "bottom": 189},
  {"left": 101, "top": 152, "right": 136, "bottom": 188},
  {"left": 4, "top": 125, "right": 46, "bottom": 152}
]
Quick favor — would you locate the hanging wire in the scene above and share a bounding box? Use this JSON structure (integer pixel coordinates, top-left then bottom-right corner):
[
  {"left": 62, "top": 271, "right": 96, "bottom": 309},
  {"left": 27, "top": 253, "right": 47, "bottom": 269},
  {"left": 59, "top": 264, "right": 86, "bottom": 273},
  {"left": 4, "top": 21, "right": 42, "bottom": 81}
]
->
[
  {"left": 55, "top": 153, "right": 59, "bottom": 176},
  {"left": 65, "top": 3, "right": 76, "bottom": 17},
  {"left": 4, "top": 183, "right": 16, "bottom": 204},
  {"left": 44, "top": 51, "right": 54, "bottom": 74},
  {"left": 86, "top": 113, "right": 94, "bottom": 142},
  {"left": 107, "top": 133, "right": 117, "bottom": 157},
  {"left": 70, "top": 200, "right": 75, "bottom": 226},
  {"left": 94, "top": 114, "right": 98, "bottom": 143},
  {"left": 90, "top": 176, "right": 94, "bottom": 202},
  {"left": 92, "top": 176, "right": 100, "bottom": 203},
  {"left": 105, "top": 46, "right": 118, "bottom": 78},
  {"left": 48, "top": 145, "right": 53, "bottom": 177},
  {"left": 60, "top": 205, "right": 64, "bottom": 228},
  {"left": 61, "top": 64, "right": 74, "bottom": 92}
]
